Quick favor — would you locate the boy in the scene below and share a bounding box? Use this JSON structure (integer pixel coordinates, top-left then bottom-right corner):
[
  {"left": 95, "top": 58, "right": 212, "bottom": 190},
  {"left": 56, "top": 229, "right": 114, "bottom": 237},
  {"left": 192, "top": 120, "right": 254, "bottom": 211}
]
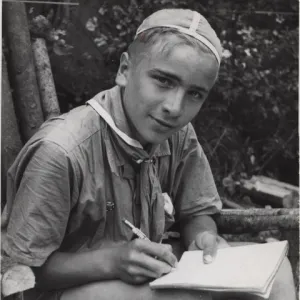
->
[{"left": 2, "top": 8, "right": 296, "bottom": 300}]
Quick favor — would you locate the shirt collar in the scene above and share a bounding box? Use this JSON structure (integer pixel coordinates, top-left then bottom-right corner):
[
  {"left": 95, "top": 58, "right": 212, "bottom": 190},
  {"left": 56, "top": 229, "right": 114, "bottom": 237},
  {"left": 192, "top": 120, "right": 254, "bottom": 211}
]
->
[{"left": 93, "top": 85, "right": 171, "bottom": 165}]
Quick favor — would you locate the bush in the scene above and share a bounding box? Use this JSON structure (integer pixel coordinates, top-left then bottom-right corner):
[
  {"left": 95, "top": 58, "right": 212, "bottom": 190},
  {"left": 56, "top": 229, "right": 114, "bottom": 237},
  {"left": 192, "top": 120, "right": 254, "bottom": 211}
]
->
[{"left": 46, "top": 0, "right": 299, "bottom": 192}]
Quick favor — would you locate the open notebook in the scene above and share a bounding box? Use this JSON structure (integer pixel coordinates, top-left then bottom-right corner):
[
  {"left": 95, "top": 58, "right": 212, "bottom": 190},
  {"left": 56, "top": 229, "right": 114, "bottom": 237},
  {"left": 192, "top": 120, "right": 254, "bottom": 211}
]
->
[{"left": 150, "top": 240, "right": 288, "bottom": 299}]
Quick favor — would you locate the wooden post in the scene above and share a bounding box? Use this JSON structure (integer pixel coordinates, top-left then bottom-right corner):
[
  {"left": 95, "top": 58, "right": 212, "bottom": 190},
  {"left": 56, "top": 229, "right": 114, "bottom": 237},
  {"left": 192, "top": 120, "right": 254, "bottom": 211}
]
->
[
  {"left": 3, "top": 2, "right": 44, "bottom": 142},
  {"left": 32, "top": 38, "right": 60, "bottom": 120},
  {"left": 1, "top": 54, "right": 23, "bottom": 208}
]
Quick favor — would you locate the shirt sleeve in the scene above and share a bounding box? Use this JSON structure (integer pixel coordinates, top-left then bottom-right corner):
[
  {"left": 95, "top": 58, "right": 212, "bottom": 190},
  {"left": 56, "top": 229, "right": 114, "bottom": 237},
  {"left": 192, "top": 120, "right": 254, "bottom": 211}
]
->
[
  {"left": 173, "top": 124, "right": 222, "bottom": 221},
  {"left": 3, "top": 141, "right": 76, "bottom": 267}
]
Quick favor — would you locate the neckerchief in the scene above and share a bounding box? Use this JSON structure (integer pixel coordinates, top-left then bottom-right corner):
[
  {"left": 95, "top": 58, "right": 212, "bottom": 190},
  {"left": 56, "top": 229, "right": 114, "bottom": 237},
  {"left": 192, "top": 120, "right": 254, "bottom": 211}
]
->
[{"left": 87, "top": 86, "right": 166, "bottom": 242}]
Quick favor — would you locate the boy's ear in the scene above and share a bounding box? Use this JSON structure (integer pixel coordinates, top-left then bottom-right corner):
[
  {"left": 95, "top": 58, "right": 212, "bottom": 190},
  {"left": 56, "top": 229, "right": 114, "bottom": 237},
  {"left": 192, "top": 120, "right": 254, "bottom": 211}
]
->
[{"left": 115, "top": 52, "right": 131, "bottom": 87}]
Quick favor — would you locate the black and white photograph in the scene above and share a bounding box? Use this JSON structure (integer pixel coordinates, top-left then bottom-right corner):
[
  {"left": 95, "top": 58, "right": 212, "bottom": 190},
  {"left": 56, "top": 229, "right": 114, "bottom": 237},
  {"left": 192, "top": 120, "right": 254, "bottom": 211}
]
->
[{"left": 1, "top": 1, "right": 299, "bottom": 299}]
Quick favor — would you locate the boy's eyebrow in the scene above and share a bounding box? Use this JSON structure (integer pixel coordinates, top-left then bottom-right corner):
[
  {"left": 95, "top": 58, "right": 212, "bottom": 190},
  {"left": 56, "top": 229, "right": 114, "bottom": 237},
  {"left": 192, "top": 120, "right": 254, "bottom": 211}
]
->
[{"left": 150, "top": 68, "right": 208, "bottom": 92}]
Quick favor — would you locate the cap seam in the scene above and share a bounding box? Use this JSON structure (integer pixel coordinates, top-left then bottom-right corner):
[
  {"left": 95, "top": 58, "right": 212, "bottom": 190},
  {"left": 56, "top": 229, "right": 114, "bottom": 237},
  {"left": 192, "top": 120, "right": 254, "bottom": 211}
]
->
[{"left": 136, "top": 25, "right": 221, "bottom": 65}]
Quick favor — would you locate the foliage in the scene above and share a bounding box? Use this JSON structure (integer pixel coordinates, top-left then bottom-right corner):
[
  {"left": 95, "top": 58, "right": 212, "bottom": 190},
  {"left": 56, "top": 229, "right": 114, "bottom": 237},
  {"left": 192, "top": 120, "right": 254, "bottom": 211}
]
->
[
  {"left": 35, "top": 0, "right": 298, "bottom": 194},
  {"left": 209, "top": 17, "right": 298, "bottom": 190}
]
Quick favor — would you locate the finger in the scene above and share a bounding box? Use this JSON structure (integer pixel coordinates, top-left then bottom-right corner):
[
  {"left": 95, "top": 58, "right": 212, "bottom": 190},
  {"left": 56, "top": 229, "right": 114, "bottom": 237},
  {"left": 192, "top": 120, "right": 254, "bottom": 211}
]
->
[
  {"left": 131, "top": 275, "right": 149, "bottom": 285},
  {"left": 217, "top": 236, "right": 230, "bottom": 249},
  {"left": 154, "top": 244, "right": 178, "bottom": 268},
  {"left": 195, "top": 231, "right": 218, "bottom": 264},
  {"left": 136, "top": 240, "right": 178, "bottom": 268},
  {"left": 131, "top": 251, "right": 173, "bottom": 277},
  {"left": 123, "top": 272, "right": 149, "bottom": 285},
  {"left": 188, "top": 240, "right": 198, "bottom": 251},
  {"left": 126, "top": 263, "right": 163, "bottom": 279}
]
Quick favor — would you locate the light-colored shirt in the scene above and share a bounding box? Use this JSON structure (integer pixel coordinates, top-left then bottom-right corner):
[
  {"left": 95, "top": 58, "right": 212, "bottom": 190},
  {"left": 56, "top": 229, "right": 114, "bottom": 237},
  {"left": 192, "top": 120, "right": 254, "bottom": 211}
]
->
[{"left": 3, "top": 86, "right": 222, "bottom": 267}]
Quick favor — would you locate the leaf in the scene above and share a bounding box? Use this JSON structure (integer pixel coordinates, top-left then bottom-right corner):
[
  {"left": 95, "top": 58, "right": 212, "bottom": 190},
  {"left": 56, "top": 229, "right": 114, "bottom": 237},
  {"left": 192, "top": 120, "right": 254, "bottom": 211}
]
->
[{"left": 53, "top": 43, "right": 73, "bottom": 56}]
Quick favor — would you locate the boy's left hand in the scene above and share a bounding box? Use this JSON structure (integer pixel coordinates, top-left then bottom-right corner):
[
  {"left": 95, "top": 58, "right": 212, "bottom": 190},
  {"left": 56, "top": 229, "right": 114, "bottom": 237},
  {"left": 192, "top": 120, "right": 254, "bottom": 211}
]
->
[{"left": 188, "top": 231, "right": 229, "bottom": 264}]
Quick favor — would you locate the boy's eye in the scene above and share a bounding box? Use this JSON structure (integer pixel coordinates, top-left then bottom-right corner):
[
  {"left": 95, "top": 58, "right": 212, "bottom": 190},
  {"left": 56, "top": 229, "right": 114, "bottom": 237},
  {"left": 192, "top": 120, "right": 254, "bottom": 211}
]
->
[
  {"left": 154, "top": 76, "right": 173, "bottom": 87},
  {"left": 188, "top": 90, "right": 203, "bottom": 100}
]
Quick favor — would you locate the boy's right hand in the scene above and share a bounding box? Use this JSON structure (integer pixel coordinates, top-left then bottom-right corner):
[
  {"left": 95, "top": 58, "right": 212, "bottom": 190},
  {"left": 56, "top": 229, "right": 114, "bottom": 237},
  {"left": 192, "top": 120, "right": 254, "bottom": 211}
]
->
[{"left": 110, "top": 239, "right": 178, "bottom": 284}]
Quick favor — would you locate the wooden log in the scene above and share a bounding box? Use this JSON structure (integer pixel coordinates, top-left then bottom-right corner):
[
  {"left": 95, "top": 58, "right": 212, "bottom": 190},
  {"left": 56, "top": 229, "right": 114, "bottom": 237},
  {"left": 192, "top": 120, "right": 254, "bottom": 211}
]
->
[
  {"left": 32, "top": 38, "right": 60, "bottom": 120},
  {"left": 253, "top": 176, "right": 299, "bottom": 192},
  {"left": 222, "top": 230, "right": 282, "bottom": 243},
  {"left": 218, "top": 208, "right": 298, "bottom": 216},
  {"left": 1, "top": 255, "right": 35, "bottom": 297},
  {"left": 222, "top": 198, "right": 247, "bottom": 209},
  {"left": 239, "top": 176, "right": 299, "bottom": 208},
  {"left": 1, "top": 54, "right": 23, "bottom": 209},
  {"left": 3, "top": 2, "right": 44, "bottom": 142},
  {"left": 222, "top": 197, "right": 263, "bottom": 209},
  {"left": 214, "top": 209, "right": 299, "bottom": 234}
]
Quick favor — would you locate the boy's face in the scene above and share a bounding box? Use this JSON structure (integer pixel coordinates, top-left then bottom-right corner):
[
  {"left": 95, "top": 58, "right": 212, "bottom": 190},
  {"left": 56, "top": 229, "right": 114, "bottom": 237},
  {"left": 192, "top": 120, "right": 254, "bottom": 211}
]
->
[{"left": 116, "top": 40, "right": 219, "bottom": 146}]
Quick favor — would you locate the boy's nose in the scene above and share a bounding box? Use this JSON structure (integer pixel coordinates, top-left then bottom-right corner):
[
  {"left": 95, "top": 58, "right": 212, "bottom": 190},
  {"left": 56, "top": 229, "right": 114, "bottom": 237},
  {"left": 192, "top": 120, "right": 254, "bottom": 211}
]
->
[{"left": 162, "top": 89, "right": 185, "bottom": 118}]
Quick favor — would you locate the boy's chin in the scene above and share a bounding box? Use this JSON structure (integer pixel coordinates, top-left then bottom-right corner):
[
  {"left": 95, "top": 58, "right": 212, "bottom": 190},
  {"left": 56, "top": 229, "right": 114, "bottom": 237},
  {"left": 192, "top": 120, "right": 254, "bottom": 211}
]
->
[{"left": 140, "top": 131, "right": 173, "bottom": 146}]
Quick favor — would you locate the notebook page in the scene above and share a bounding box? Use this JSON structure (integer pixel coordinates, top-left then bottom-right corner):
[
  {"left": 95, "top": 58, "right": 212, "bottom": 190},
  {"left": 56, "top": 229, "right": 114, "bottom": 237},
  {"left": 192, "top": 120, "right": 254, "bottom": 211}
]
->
[{"left": 150, "top": 240, "right": 288, "bottom": 295}]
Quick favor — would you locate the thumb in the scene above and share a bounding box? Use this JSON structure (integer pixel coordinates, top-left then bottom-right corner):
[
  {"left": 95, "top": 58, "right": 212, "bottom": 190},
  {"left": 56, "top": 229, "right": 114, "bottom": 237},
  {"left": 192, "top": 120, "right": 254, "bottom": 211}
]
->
[{"left": 195, "top": 231, "right": 218, "bottom": 264}]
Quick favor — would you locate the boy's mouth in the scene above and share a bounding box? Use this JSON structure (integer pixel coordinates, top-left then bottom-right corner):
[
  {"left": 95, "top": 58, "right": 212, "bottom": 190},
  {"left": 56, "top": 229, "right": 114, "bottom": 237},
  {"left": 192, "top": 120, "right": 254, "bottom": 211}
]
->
[{"left": 150, "top": 116, "right": 176, "bottom": 129}]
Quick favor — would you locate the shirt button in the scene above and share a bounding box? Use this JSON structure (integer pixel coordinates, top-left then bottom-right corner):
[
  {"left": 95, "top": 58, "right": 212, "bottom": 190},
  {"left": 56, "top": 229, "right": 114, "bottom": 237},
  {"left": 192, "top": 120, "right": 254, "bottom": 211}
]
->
[{"left": 106, "top": 202, "right": 115, "bottom": 211}]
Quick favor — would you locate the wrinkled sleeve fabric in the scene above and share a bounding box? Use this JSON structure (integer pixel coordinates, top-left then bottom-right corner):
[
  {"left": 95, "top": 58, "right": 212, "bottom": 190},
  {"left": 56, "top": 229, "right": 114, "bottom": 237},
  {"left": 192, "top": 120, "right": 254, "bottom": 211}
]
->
[
  {"left": 173, "top": 124, "right": 222, "bottom": 221},
  {"left": 3, "top": 141, "right": 75, "bottom": 267}
]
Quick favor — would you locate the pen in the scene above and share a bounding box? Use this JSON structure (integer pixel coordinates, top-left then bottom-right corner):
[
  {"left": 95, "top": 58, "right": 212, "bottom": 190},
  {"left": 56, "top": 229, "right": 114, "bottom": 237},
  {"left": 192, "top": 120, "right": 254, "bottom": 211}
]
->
[{"left": 122, "top": 218, "right": 150, "bottom": 241}]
